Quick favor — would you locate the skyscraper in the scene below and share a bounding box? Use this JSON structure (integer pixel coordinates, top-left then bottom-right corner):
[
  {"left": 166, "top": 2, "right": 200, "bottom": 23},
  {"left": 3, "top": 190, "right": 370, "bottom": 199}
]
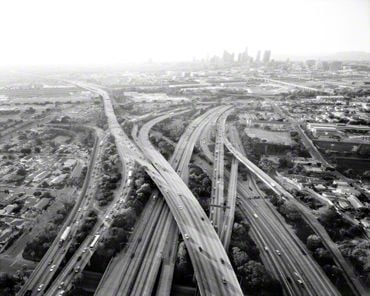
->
[
  {"left": 222, "top": 50, "right": 234, "bottom": 64},
  {"left": 256, "top": 50, "right": 261, "bottom": 63},
  {"left": 238, "top": 47, "right": 249, "bottom": 64},
  {"left": 242, "top": 47, "right": 248, "bottom": 61},
  {"left": 262, "top": 50, "right": 271, "bottom": 64}
]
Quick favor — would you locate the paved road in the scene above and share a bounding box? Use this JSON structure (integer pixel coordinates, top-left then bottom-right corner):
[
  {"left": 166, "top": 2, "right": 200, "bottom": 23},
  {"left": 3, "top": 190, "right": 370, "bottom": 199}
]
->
[
  {"left": 209, "top": 109, "right": 231, "bottom": 235},
  {"left": 199, "top": 121, "right": 341, "bottom": 295},
  {"left": 79, "top": 83, "right": 243, "bottom": 295}
]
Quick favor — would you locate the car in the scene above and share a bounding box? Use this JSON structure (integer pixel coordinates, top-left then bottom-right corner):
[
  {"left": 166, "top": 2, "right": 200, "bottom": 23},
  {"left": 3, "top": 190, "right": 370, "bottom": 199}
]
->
[
  {"left": 276, "top": 250, "right": 281, "bottom": 256},
  {"left": 184, "top": 234, "right": 190, "bottom": 240},
  {"left": 294, "top": 272, "right": 304, "bottom": 285},
  {"left": 58, "top": 290, "right": 65, "bottom": 296},
  {"left": 82, "top": 247, "right": 87, "bottom": 253},
  {"left": 74, "top": 266, "right": 80, "bottom": 273},
  {"left": 58, "top": 282, "right": 65, "bottom": 289},
  {"left": 37, "top": 284, "right": 44, "bottom": 292},
  {"left": 220, "top": 258, "right": 225, "bottom": 264},
  {"left": 50, "top": 264, "right": 56, "bottom": 272},
  {"left": 47, "top": 260, "right": 52, "bottom": 266},
  {"left": 222, "top": 277, "right": 227, "bottom": 285},
  {"left": 264, "top": 246, "right": 269, "bottom": 252}
]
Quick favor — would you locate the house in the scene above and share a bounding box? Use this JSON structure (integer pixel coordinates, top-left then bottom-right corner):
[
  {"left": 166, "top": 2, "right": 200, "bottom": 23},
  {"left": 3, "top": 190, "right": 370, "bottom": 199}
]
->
[
  {"left": 0, "top": 204, "right": 17, "bottom": 215},
  {"left": 32, "top": 197, "right": 50, "bottom": 212}
]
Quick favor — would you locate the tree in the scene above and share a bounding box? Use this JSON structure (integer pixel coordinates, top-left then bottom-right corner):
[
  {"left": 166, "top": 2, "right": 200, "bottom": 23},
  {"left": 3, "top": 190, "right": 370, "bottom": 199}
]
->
[
  {"left": 231, "top": 247, "right": 249, "bottom": 267},
  {"left": 176, "top": 242, "right": 190, "bottom": 275},
  {"left": 238, "top": 260, "right": 282, "bottom": 295},
  {"left": 16, "top": 167, "right": 27, "bottom": 176},
  {"left": 306, "top": 234, "right": 322, "bottom": 251},
  {"left": 314, "top": 247, "right": 333, "bottom": 265},
  {"left": 20, "top": 148, "right": 32, "bottom": 154},
  {"left": 111, "top": 208, "right": 137, "bottom": 230},
  {"left": 278, "top": 157, "right": 294, "bottom": 169},
  {"left": 0, "top": 273, "right": 18, "bottom": 295},
  {"left": 232, "top": 221, "right": 250, "bottom": 240},
  {"left": 279, "top": 202, "right": 301, "bottom": 221}
]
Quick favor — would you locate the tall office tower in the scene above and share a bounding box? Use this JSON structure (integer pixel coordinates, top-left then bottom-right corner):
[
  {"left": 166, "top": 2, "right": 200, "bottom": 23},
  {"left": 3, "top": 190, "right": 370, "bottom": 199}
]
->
[
  {"left": 242, "top": 47, "right": 249, "bottom": 62},
  {"left": 256, "top": 50, "right": 261, "bottom": 62},
  {"left": 321, "top": 61, "right": 329, "bottom": 71},
  {"left": 262, "top": 50, "right": 271, "bottom": 64},
  {"left": 237, "top": 53, "right": 243, "bottom": 63},
  {"left": 222, "top": 50, "right": 234, "bottom": 64}
]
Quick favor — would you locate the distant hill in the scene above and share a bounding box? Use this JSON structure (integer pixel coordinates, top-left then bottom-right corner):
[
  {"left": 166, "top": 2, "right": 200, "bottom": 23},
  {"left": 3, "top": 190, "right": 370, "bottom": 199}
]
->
[{"left": 273, "top": 51, "right": 370, "bottom": 62}]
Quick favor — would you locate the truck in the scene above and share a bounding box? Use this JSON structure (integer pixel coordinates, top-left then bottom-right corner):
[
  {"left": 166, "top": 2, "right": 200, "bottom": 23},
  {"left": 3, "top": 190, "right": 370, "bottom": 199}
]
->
[
  {"left": 89, "top": 234, "right": 100, "bottom": 249},
  {"left": 59, "top": 226, "right": 71, "bottom": 246}
]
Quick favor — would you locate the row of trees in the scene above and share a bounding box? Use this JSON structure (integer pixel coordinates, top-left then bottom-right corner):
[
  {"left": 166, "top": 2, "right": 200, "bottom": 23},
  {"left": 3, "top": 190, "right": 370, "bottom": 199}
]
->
[
  {"left": 319, "top": 206, "right": 364, "bottom": 242},
  {"left": 149, "top": 133, "right": 174, "bottom": 160},
  {"left": 188, "top": 164, "right": 212, "bottom": 214},
  {"left": 154, "top": 114, "right": 193, "bottom": 142},
  {"left": 68, "top": 210, "right": 98, "bottom": 256},
  {"left": 94, "top": 140, "right": 122, "bottom": 206},
  {"left": 230, "top": 215, "right": 283, "bottom": 295},
  {"left": 89, "top": 168, "right": 156, "bottom": 273},
  {"left": 269, "top": 196, "right": 356, "bottom": 292}
]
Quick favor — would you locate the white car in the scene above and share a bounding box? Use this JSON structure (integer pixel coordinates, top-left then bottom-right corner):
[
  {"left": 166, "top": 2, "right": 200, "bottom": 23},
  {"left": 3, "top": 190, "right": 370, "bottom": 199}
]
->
[{"left": 37, "top": 284, "right": 44, "bottom": 291}]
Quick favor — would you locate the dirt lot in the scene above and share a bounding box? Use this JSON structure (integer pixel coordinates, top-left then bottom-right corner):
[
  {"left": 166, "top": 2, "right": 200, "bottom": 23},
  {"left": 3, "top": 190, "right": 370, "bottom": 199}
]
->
[{"left": 244, "top": 127, "right": 294, "bottom": 145}]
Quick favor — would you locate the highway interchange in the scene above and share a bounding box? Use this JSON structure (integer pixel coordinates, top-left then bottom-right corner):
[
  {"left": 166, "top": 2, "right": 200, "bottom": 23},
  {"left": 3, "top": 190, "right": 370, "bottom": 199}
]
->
[{"left": 16, "top": 82, "right": 367, "bottom": 296}]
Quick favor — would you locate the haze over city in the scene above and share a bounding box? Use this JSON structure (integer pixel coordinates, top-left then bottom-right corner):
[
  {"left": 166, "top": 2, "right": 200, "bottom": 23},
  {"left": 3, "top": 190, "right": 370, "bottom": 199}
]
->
[{"left": 0, "top": 0, "right": 369, "bottom": 66}]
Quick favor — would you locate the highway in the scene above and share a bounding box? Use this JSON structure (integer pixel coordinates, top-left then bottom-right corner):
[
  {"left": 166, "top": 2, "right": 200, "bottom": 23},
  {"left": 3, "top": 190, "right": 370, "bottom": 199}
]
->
[
  {"left": 95, "top": 107, "right": 207, "bottom": 296},
  {"left": 43, "top": 157, "right": 135, "bottom": 296},
  {"left": 199, "top": 118, "right": 340, "bottom": 295},
  {"left": 80, "top": 83, "right": 243, "bottom": 296},
  {"left": 255, "top": 77, "right": 332, "bottom": 94},
  {"left": 155, "top": 106, "right": 231, "bottom": 295},
  {"left": 219, "top": 126, "right": 239, "bottom": 249},
  {"left": 136, "top": 110, "right": 243, "bottom": 295},
  {"left": 209, "top": 109, "right": 231, "bottom": 235}
]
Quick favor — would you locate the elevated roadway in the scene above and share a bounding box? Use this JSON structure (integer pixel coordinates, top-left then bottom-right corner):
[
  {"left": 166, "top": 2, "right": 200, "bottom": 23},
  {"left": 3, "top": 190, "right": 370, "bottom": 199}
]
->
[{"left": 80, "top": 83, "right": 243, "bottom": 296}]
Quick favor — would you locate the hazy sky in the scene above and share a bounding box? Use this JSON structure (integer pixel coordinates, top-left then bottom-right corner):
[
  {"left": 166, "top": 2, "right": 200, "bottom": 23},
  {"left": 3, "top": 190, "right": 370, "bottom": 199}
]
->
[{"left": 0, "top": 0, "right": 369, "bottom": 65}]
